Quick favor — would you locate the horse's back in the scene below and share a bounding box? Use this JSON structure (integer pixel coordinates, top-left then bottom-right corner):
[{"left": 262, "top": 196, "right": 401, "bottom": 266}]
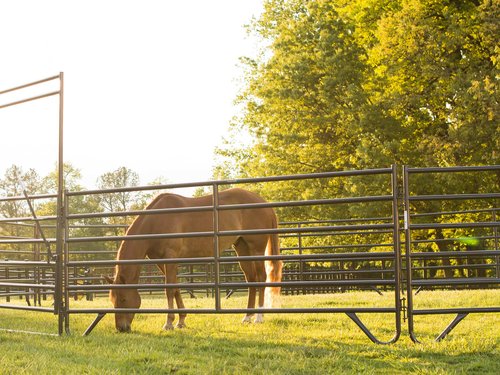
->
[
  {"left": 148, "top": 188, "right": 266, "bottom": 209},
  {"left": 218, "top": 188, "right": 267, "bottom": 205},
  {"left": 145, "top": 188, "right": 274, "bottom": 231},
  {"left": 130, "top": 188, "right": 275, "bottom": 258}
]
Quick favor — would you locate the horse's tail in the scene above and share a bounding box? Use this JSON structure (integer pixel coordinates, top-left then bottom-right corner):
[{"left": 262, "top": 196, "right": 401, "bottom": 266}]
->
[{"left": 264, "top": 213, "right": 282, "bottom": 308}]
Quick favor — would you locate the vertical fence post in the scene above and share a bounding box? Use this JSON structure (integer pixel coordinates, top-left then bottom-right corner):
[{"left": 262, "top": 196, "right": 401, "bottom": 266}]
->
[
  {"left": 55, "top": 72, "right": 66, "bottom": 335},
  {"left": 403, "top": 165, "right": 419, "bottom": 343},
  {"left": 212, "top": 184, "right": 221, "bottom": 312},
  {"left": 492, "top": 209, "right": 499, "bottom": 279},
  {"left": 64, "top": 189, "right": 71, "bottom": 334},
  {"left": 5, "top": 264, "right": 10, "bottom": 302},
  {"left": 33, "top": 224, "right": 41, "bottom": 306},
  {"left": 391, "top": 164, "right": 402, "bottom": 340},
  {"left": 298, "top": 223, "right": 305, "bottom": 295}
]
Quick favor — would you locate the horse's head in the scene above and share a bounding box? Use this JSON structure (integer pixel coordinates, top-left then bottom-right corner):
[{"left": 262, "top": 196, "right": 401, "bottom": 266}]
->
[{"left": 106, "top": 274, "right": 141, "bottom": 332}]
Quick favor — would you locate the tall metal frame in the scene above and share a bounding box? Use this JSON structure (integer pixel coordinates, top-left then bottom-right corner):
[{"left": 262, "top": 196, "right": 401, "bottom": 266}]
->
[{"left": 0, "top": 74, "right": 65, "bottom": 335}]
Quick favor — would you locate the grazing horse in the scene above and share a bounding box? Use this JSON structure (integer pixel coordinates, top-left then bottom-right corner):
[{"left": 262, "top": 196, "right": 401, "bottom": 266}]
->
[{"left": 107, "top": 188, "right": 282, "bottom": 332}]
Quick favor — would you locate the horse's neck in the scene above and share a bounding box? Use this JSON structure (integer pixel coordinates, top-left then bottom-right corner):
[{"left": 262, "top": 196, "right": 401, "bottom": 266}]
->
[
  {"left": 116, "top": 213, "right": 151, "bottom": 280},
  {"left": 116, "top": 240, "right": 147, "bottom": 284}
]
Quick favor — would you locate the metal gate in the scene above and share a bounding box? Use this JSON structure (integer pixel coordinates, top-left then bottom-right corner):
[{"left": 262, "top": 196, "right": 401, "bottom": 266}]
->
[
  {"left": 63, "top": 167, "right": 402, "bottom": 343},
  {"left": 403, "top": 165, "right": 500, "bottom": 342}
]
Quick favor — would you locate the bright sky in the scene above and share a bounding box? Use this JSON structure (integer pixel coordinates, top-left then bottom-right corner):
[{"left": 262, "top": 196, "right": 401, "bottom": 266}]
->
[{"left": 0, "top": 0, "right": 263, "bottom": 190}]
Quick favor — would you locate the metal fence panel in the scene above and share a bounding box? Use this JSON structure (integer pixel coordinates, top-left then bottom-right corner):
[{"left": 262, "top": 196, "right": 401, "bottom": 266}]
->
[{"left": 403, "top": 165, "right": 500, "bottom": 342}]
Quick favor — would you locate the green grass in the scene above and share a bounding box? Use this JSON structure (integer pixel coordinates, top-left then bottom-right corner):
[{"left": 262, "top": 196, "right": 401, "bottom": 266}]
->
[{"left": 0, "top": 290, "right": 499, "bottom": 374}]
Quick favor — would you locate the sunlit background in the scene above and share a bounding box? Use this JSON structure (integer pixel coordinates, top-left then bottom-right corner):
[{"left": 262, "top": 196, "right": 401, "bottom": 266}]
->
[{"left": 0, "top": 0, "right": 263, "bottom": 189}]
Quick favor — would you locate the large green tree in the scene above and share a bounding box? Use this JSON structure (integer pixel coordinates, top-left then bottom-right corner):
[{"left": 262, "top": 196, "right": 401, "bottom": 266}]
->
[
  {"left": 214, "top": 0, "right": 499, "bottom": 274},
  {"left": 216, "top": 0, "right": 499, "bottom": 181},
  {"left": 361, "top": 0, "right": 499, "bottom": 167}
]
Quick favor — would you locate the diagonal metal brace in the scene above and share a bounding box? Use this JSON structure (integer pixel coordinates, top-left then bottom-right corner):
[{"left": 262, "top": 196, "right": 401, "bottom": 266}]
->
[
  {"left": 83, "top": 313, "right": 107, "bottom": 336},
  {"left": 345, "top": 312, "right": 399, "bottom": 345},
  {"left": 23, "top": 190, "right": 52, "bottom": 261},
  {"left": 435, "top": 313, "right": 468, "bottom": 342}
]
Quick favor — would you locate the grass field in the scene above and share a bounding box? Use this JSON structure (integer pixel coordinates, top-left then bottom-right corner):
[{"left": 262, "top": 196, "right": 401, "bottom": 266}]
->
[{"left": 0, "top": 290, "right": 499, "bottom": 374}]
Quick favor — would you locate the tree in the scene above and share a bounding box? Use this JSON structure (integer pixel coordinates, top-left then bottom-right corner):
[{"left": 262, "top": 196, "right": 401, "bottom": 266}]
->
[
  {"left": 0, "top": 164, "right": 46, "bottom": 217},
  {"left": 36, "top": 163, "right": 90, "bottom": 219},
  {"left": 96, "top": 166, "right": 141, "bottom": 213},
  {"left": 215, "top": 0, "right": 498, "bottom": 202},
  {"left": 0, "top": 165, "right": 48, "bottom": 258},
  {"left": 42, "top": 162, "right": 85, "bottom": 193},
  {"left": 95, "top": 167, "right": 145, "bottom": 236},
  {"left": 212, "top": 1, "right": 499, "bottom": 276},
  {"left": 362, "top": 0, "right": 499, "bottom": 168},
  {"left": 222, "top": 0, "right": 368, "bottom": 178}
]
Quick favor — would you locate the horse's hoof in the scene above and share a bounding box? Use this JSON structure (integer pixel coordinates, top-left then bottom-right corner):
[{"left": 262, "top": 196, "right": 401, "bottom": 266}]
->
[
  {"left": 254, "top": 314, "right": 264, "bottom": 324},
  {"left": 176, "top": 323, "right": 186, "bottom": 329},
  {"left": 241, "top": 316, "right": 252, "bottom": 324},
  {"left": 163, "top": 323, "right": 175, "bottom": 331}
]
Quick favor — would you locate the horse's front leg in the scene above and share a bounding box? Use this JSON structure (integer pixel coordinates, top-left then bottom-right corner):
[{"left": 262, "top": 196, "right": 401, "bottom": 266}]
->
[
  {"left": 243, "top": 287, "right": 257, "bottom": 323},
  {"left": 239, "top": 261, "right": 257, "bottom": 323},
  {"left": 163, "top": 264, "right": 178, "bottom": 331},
  {"left": 163, "top": 288, "right": 176, "bottom": 331},
  {"left": 174, "top": 289, "right": 187, "bottom": 328}
]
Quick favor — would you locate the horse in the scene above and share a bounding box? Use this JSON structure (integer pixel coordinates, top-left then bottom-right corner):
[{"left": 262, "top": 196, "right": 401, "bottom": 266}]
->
[{"left": 106, "top": 188, "right": 282, "bottom": 332}]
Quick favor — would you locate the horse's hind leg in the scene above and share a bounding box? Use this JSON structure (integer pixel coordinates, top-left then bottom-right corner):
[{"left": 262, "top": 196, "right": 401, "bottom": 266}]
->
[
  {"left": 235, "top": 237, "right": 269, "bottom": 323},
  {"left": 254, "top": 260, "right": 266, "bottom": 323},
  {"left": 239, "top": 260, "right": 266, "bottom": 323}
]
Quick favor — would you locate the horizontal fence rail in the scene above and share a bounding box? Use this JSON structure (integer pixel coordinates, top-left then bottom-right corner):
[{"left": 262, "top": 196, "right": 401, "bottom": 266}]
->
[{"left": 0, "top": 75, "right": 61, "bottom": 109}]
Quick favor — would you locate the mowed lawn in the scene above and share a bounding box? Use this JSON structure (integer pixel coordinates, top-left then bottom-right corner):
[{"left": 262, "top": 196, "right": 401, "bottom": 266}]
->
[{"left": 0, "top": 290, "right": 498, "bottom": 374}]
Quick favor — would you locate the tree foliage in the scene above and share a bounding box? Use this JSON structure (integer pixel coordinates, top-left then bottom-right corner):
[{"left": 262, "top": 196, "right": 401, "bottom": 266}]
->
[
  {"left": 0, "top": 166, "right": 40, "bottom": 218},
  {"left": 212, "top": 1, "right": 499, "bottom": 275},
  {"left": 97, "top": 166, "right": 141, "bottom": 213},
  {"left": 0, "top": 165, "right": 161, "bottom": 261},
  {"left": 216, "top": 0, "right": 499, "bottom": 180}
]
